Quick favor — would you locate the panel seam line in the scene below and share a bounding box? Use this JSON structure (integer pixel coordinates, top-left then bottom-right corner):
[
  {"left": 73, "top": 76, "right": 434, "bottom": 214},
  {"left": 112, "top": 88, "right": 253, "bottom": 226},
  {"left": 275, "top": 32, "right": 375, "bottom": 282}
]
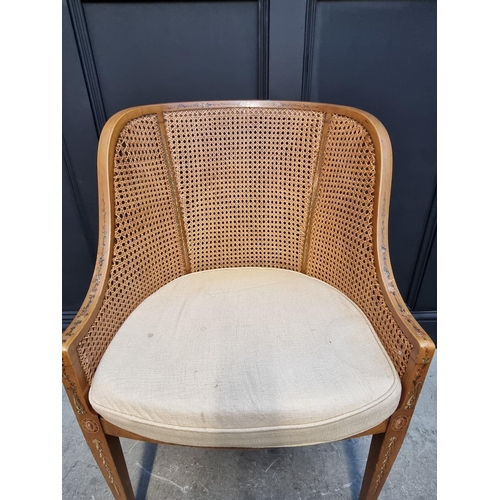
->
[
  {"left": 301, "top": 112, "right": 332, "bottom": 273},
  {"left": 156, "top": 112, "right": 191, "bottom": 274}
]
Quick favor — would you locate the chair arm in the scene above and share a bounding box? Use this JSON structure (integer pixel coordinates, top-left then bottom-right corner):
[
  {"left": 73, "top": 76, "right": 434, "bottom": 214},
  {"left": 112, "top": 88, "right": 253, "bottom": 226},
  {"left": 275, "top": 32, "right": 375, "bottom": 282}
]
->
[
  {"left": 373, "top": 170, "right": 435, "bottom": 412},
  {"left": 62, "top": 190, "right": 113, "bottom": 408},
  {"left": 377, "top": 269, "right": 435, "bottom": 414},
  {"left": 63, "top": 111, "right": 119, "bottom": 403},
  {"left": 360, "top": 107, "right": 435, "bottom": 377}
]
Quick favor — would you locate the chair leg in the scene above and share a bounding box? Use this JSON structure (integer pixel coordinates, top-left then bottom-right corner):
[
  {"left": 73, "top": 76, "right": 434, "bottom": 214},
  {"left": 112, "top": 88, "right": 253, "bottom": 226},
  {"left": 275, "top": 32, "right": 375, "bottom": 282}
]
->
[
  {"left": 63, "top": 358, "right": 135, "bottom": 498},
  {"left": 358, "top": 416, "right": 409, "bottom": 500},
  {"left": 80, "top": 421, "right": 135, "bottom": 500}
]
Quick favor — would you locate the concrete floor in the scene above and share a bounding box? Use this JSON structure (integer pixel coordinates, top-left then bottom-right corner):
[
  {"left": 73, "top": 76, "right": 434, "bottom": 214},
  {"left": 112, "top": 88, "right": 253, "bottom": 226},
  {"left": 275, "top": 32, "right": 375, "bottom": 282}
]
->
[{"left": 62, "top": 355, "right": 436, "bottom": 500}]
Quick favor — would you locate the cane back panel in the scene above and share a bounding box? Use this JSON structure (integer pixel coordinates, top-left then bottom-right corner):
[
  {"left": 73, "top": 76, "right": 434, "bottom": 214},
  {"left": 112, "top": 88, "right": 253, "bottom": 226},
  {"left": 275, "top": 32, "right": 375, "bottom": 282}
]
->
[{"left": 163, "top": 107, "right": 325, "bottom": 272}]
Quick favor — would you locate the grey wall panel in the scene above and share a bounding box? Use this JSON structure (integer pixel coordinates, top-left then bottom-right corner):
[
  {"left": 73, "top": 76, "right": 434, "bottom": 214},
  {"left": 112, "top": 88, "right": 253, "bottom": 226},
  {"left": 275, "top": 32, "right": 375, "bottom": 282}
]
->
[
  {"left": 406, "top": 184, "right": 436, "bottom": 311},
  {"left": 63, "top": 154, "right": 95, "bottom": 312},
  {"left": 415, "top": 236, "right": 437, "bottom": 312},
  {"left": 269, "top": 0, "right": 307, "bottom": 100},
  {"left": 63, "top": 2, "right": 101, "bottom": 314},
  {"left": 66, "top": 0, "right": 107, "bottom": 133},
  {"left": 83, "top": 1, "right": 259, "bottom": 116},
  {"left": 309, "top": 0, "right": 437, "bottom": 301},
  {"left": 63, "top": 3, "right": 99, "bottom": 245}
]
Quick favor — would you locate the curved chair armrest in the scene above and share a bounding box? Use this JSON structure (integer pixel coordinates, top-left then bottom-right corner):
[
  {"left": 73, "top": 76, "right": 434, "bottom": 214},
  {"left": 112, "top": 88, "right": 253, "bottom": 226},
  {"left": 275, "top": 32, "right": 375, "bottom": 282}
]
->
[
  {"left": 62, "top": 110, "right": 126, "bottom": 402},
  {"left": 62, "top": 193, "right": 113, "bottom": 408},
  {"left": 370, "top": 117, "right": 435, "bottom": 411},
  {"left": 374, "top": 225, "right": 435, "bottom": 412},
  {"left": 374, "top": 195, "right": 435, "bottom": 366}
]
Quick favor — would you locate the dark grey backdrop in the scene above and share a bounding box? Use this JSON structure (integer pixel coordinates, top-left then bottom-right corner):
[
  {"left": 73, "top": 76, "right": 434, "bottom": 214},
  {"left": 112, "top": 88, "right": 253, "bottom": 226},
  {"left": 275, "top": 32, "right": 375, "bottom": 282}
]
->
[{"left": 62, "top": 0, "right": 437, "bottom": 342}]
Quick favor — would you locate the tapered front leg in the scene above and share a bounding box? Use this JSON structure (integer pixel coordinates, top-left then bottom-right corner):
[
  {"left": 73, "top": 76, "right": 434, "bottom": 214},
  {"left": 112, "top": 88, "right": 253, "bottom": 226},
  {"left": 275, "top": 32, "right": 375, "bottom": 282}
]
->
[
  {"left": 62, "top": 369, "right": 135, "bottom": 499},
  {"left": 358, "top": 420, "right": 406, "bottom": 500},
  {"left": 85, "top": 426, "right": 135, "bottom": 500}
]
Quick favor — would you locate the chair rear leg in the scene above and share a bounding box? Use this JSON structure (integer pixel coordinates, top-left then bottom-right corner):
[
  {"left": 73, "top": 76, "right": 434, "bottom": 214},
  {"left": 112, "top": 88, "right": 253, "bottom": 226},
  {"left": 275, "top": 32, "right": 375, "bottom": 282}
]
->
[
  {"left": 79, "top": 417, "right": 136, "bottom": 500},
  {"left": 358, "top": 414, "right": 410, "bottom": 500}
]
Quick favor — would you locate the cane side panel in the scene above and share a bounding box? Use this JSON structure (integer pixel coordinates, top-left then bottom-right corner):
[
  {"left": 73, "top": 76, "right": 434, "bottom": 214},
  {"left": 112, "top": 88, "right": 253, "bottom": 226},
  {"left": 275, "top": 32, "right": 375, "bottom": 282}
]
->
[
  {"left": 306, "top": 115, "right": 413, "bottom": 377},
  {"left": 77, "top": 115, "right": 186, "bottom": 383},
  {"left": 163, "top": 107, "right": 325, "bottom": 272}
]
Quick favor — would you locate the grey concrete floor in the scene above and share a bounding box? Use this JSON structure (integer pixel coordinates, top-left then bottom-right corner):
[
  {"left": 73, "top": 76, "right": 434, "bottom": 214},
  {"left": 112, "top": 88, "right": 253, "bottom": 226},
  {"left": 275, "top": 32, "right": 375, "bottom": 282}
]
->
[{"left": 63, "top": 355, "right": 436, "bottom": 500}]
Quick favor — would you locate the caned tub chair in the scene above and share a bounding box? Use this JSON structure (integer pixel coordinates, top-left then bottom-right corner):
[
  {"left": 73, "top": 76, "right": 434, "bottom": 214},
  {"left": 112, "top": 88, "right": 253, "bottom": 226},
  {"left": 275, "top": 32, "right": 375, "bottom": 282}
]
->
[{"left": 62, "top": 101, "right": 435, "bottom": 499}]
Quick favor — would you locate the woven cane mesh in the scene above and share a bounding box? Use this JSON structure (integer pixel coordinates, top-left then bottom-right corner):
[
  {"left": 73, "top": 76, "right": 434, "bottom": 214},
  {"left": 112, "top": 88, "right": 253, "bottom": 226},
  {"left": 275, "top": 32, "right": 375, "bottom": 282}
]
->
[
  {"left": 163, "top": 107, "right": 324, "bottom": 272},
  {"left": 77, "top": 115, "right": 186, "bottom": 383},
  {"left": 306, "top": 115, "right": 412, "bottom": 377}
]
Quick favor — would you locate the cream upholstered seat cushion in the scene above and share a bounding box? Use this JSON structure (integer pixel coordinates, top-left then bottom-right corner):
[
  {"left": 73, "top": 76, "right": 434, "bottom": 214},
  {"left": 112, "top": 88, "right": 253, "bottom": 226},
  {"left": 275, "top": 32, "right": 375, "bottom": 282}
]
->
[{"left": 90, "top": 268, "right": 401, "bottom": 448}]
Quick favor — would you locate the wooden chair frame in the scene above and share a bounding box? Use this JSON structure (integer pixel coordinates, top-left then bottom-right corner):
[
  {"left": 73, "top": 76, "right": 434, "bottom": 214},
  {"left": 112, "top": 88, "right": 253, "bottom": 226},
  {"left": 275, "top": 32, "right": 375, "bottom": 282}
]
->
[{"left": 62, "top": 100, "right": 435, "bottom": 500}]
